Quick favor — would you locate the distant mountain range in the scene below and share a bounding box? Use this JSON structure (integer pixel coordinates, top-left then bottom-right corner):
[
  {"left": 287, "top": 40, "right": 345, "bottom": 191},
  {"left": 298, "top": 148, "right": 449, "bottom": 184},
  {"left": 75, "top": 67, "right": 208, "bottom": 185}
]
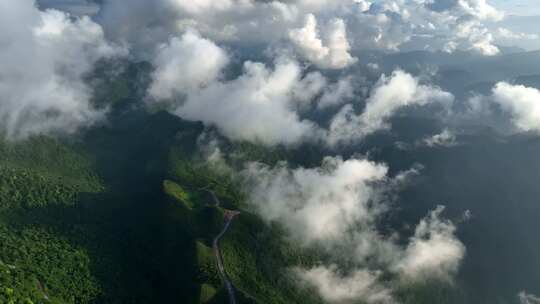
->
[{"left": 37, "top": 0, "right": 99, "bottom": 15}]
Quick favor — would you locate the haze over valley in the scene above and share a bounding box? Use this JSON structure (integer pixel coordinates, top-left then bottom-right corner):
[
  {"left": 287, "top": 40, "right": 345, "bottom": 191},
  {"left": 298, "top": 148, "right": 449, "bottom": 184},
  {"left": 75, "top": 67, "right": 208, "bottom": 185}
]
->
[{"left": 1, "top": 0, "right": 540, "bottom": 303}]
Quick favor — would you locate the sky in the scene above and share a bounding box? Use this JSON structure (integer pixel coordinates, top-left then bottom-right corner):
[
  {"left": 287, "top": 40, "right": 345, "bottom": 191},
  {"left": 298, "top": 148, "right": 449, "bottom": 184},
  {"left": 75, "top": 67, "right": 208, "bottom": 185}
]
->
[
  {"left": 491, "top": 0, "right": 540, "bottom": 16},
  {"left": 38, "top": 0, "right": 540, "bottom": 17}
]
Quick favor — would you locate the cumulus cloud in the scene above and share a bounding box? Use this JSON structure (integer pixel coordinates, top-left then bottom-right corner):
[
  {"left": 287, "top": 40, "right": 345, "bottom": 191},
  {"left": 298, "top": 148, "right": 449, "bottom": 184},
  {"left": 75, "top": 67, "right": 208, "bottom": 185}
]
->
[
  {"left": 97, "top": 0, "right": 273, "bottom": 50},
  {"left": 458, "top": 0, "right": 503, "bottom": 21},
  {"left": 495, "top": 27, "right": 538, "bottom": 41},
  {"left": 289, "top": 14, "right": 357, "bottom": 69},
  {"left": 143, "top": 28, "right": 361, "bottom": 146},
  {"left": 492, "top": 82, "right": 540, "bottom": 133},
  {"left": 327, "top": 70, "right": 454, "bottom": 146},
  {"left": 455, "top": 82, "right": 540, "bottom": 135},
  {"left": 169, "top": 58, "right": 324, "bottom": 146},
  {"left": 295, "top": 266, "right": 394, "bottom": 304},
  {"left": 96, "top": 0, "right": 514, "bottom": 59},
  {"left": 426, "top": 0, "right": 502, "bottom": 21},
  {"left": 148, "top": 30, "right": 229, "bottom": 100},
  {"left": 243, "top": 156, "right": 465, "bottom": 302},
  {"left": 0, "top": 0, "right": 124, "bottom": 139},
  {"left": 344, "top": 0, "right": 504, "bottom": 55},
  {"left": 359, "top": 71, "right": 452, "bottom": 132},
  {"left": 151, "top": 51, "right": 451, "bottom": 147},
  {"left": 171, "top": 0, "right": 241, "bottom": 15},
  {"left": 422, "top": 129, "right": 458, "bottom": 147},
  {"left": 395, "top": 206, "right": 465, "bottom": 281},
  {"left": 392, "top": 0, "right": 504, "bottom": 55},
  {"left": 243, "top": 157, "right": 389, "bottom": 244},
  {"left": 519, "top": 291, "right": 540, "bottom": 304},
  {"left": 454, "top": 19, "right": 500, "bottom": 55}
]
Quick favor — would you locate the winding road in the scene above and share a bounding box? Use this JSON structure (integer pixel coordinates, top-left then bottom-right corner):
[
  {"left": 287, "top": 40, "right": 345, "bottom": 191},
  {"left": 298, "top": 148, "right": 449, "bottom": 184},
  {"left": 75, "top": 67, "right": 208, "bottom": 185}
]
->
[{"left": 207, "top": 190, "right": 240, "bottom": 304}]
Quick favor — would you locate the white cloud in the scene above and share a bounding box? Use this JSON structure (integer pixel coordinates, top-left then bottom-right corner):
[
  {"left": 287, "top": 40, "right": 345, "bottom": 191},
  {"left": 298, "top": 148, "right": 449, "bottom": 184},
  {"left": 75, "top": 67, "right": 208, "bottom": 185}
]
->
[
  {"left": 457, "top": 0, "right": 503, "bottom": 21},
  {"left": 96, "top": 0, "right": 516, "bottom": 59},
  {"left": 169, "top": 0, "right": 241, "bottom": 15},
  {"left": 456, "top": 83, "right": 540, "bottom": 134},
  {"left": 148, "top": 30, "right": 229, "bottom": 100},
  {"left": 171, "top": 58, "right": 323, "bottom": 146},
  {"left": 98, "top": 0, "right": 275, "bottom": 50},
  {"left": 454, "top": 20, "right": 500, "bottom": 55},
  {"left": 470, "top": 35, "right": 499, "bottom": 56},
  {"left": 492, "top": 82, "right": 540, "bottom": 133},
  {"left": 289, "top": 14, "right": 328, "bottom": 64},
  {"left": 422, "top": 129, "right": 458, "bottom": 147},
  {"left": 495, "top": 27, "right": 538, "bottom": 41},
  {"left": 395, "top": 206, "right": 466, "bottom": 281},
  {"left": 425, "top": 0, "right": 502, "bottom": 21},
  {"left": 519, "top": 291, "right": 540, "bottom": 304},
  {"left": 353, "top": 0, "right": 372, "bottom": 12},
  {"left": 196, "top": 131, "right": 232, "bottom": 174},
  {"left": 360, "top": 71, "right": 452, "bottom": 132},
  {"left": 243, "top": 157, "right": 465, "bottom": 302},
  {"left": 243, "top": 157, "right": 389, "bottom": 244},
  {"left": 327, "top": 70, "right": 454, "bottom": 146},
  {"left": 143, "top": 28, "right": 363, "bottom": 147},
  {"left": 295, "top": 266, "right": 394, "bottom": 304},
  {"left": 149, "top": 50, "right": 452, "bottom": 148},
  {"left": 291, "top": 71, "right": 328, "bottom": 108},
  {"left": 0, "top": 0, "right": 124, "bottom": 139},
  {"left": 289, "top": 14, "right": 357, "bottom": 69}
]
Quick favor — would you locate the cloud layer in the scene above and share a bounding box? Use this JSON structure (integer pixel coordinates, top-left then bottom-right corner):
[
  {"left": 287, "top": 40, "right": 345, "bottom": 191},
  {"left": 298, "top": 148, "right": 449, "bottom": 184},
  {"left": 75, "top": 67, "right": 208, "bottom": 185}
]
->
[
  {"left": 96, "top": 0, "right": 524, "bottom": 58},
  {"left": 328, "top": 70, "right": 454, "bottom": 146},
  {"left": 396, "top": 206, "right": 465, "bottom": 281},
  {"left": 243, "top": 157, "right": 465, "bottom": 302},
  {"left": 151, "top": 50, "right": 454, "bottom": 147},
  {"left": 148, "top": 30, "right": 229, "bottom": 100},
  {"left": 289, "top": 14, "right": 357, "bottom": 69},
  {"left": 492, "top": 82, "right": 540, "bottom": 133},
  {"left": 159, "top": 56, "right": 325, "bottom": 145},
  {"left": 10, "top": 1, "right": 540, "bottom": 303},
  {"left": 296, "top": 265, "right": 394, "bottom": 304},
  {"left": 0, "top": 0, "right": 123, "bottom": 139},
  {"left": 460, "top": 82, "right": 540, "bottom": 135}
]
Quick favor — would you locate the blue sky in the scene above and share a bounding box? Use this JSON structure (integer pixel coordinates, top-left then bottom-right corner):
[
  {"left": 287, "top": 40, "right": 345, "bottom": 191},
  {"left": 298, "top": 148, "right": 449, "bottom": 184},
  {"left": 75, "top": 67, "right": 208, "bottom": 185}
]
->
[{"left": 491, "top": 0, "right": 540, "bottom": 16}]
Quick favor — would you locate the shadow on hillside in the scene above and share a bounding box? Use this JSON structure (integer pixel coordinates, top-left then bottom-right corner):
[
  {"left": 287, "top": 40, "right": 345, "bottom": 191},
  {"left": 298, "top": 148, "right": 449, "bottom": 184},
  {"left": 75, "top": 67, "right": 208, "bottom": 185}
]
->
[{"left": 4, "top": 110, "right": 209, "bottom": 303}]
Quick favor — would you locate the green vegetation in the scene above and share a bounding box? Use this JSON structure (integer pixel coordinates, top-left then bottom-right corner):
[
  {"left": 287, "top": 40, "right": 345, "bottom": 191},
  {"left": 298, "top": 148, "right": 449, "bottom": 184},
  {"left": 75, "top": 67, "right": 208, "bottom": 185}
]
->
[
  {"left": 221, "top": 214, "right": 321, "bottom": 304},
  {"left": 199, "top": 284, "right": 217, "bottom": 303},
  {"left": 163, "top": 180, "right": 194, "bottom": 209},
  {"left": 0, "top": 124, "right": 469, "bottom": 303},
  {"left": 0, "top": 137, "right": 102, "bottom": 210},
  {"left": 167, "top": 146, "right": 245, "bottom": 210},
  {"left": 0, "top": 60, "right": 473, "bottom": 304},
  {"left": 0, "top": 108, "right": 207, "bottom": 303},
  {"left": 0, "top": 136, "right": 105, "bottom": 304},
  {"left": 159, "top": 139, "right": 325, "bottom": 303},
  {"left": 0, "top": 225, "right": 100, "bottom": 304}
]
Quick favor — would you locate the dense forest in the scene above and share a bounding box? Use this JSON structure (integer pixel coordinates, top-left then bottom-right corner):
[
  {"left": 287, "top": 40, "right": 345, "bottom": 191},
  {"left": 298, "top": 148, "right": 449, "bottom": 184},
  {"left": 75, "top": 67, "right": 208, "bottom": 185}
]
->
[
  {"left": 6, "top": 0, "right": 540, "bottom": 302},
  {"left": 0, "top": 115, "right": 465, "bottom": 304},
  {"left": 0, "top": 57, "right": 534, "bottom": 304}
]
